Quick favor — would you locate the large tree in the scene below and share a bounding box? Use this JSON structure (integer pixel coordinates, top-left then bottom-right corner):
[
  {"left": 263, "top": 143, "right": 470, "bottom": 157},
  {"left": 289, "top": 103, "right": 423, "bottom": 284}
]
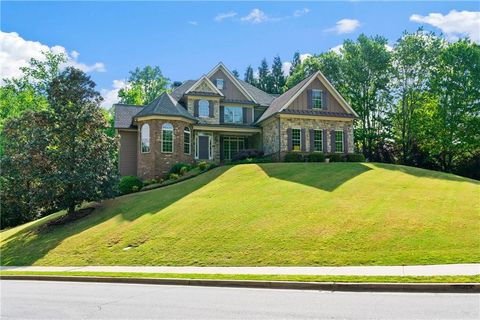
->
[
  {"left": 271, "top": 55, "right": 286, "bottom": 94},
  {"left": 118, "top": 66, "right": 170, "bottom": 105},
  {"left": 244, "top": 65, "right": 255, "bottom": 85},
  {"left": 257, "top": 58, "right": 273, "bottom": 93}
]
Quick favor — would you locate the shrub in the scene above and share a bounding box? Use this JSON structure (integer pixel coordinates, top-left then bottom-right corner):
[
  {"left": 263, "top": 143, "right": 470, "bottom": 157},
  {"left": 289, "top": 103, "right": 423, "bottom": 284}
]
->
[
  {"left": 118, "top": 176, "right": 143, "bottom": 195},
  {"left": 284, "top": 152, "right": 304, "bottom": 162},
  {"left": 346, "top": 153, "right": 366, "bottom": 162},
  {"left": 306, "top": 153, "right": 326, "bottom": 162},
  {"left": 132, "top": 186, "right": 140, "bottom": 192},
  {"left": 169, "top": 163, "right": 191, "bottom": 175},
  {"left": 143, "top": 178, "right": 158, "bottom": 186},
  {"left": 327, "top": 154, "right": 345, "bottom": 162},
  {"left": 198, "top": 161, "right": 208, "bottom": 171},
  {"left": 232, "top": 149, "right": 264, "bottom": 162},
  {"left": 179, "top": 166, "right": 189, "bottom": 176},
  {"left": 169, "top": 173, "right": 180, "bottom": 180}
]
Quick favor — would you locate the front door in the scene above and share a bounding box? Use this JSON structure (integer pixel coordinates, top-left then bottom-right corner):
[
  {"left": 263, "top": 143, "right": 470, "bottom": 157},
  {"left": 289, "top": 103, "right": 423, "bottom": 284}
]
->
[{"left": 198, "top": 135, "right": 210, "bottom": 160}]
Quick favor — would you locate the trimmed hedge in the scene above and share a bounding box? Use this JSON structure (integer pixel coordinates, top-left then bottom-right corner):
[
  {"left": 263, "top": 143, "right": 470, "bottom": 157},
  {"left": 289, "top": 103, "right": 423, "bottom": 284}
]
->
[
  {"left": 232, "top": 149, "right": 264, "bottom": 162},
  {"left": 306, "top": 153, "right": 326, "bottom": 162},
  {"left": 327, "top": 154, "right": 345, "bottom": 162},
  {"left": 118, "top": 176, "right": 143, "bottom": 194},
  {"left": 284, "top": 152, "right": 304, "bottom": 162},
  {"left": 169, "top": 163, "right": 191, "bottom": 175},
  {"left": 346, "top": 153, "right": 366, "bottom": 162}
]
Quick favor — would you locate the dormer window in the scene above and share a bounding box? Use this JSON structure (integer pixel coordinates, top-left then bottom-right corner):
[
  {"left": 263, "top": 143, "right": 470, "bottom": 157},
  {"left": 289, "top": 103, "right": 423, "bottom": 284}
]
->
[{"left": 216, "top": 79, "right": 224, "bottom": 90}]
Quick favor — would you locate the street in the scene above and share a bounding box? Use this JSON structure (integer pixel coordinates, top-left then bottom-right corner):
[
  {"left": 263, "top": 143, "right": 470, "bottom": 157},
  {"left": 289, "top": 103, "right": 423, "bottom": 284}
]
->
[{"left": 1, "top": 280, "right": 479, "bottom": 319}]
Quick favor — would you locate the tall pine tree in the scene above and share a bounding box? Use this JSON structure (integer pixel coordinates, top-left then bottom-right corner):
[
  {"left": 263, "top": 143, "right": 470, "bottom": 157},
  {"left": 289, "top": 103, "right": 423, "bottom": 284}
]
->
[
  {"left": 244, "top": 65, "right": 255, "bottom": 85},
  {"left": 271, "top": 55, "right": 286, "bottom": 94}
]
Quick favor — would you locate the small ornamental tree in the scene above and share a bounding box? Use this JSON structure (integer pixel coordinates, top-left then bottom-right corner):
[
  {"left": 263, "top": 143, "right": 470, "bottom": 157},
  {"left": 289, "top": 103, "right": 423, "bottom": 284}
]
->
[{"left": 47, "top": 67, "right": 118, "bottom": 215}]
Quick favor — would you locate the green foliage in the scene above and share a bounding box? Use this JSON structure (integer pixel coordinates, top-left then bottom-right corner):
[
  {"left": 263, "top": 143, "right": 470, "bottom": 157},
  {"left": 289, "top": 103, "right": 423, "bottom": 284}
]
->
[
  {"left": 231, "top": 69, "right": 240, "bottom": 78},
  {"left": 179, "top": 166, "right": 189, "bottom": 176},
  {"left": 118, "top": 66, "right": 170, "bottom": 106},
  {"left": 169, "top": 163, "right": 191, "bottom": 175},
  {"left": 306, "top": 153, "right": 326, "bottom": 162},
  {"left": 270, "top": 55, "right": 285, "bottom": 94},
  {"left": 169, "top": 173, "right": 180, "bottom": 180},
  {"left": 257, "top": 58, "right": 273, "bottom": 93},
  {"left": 119, "top": 176, "right": 143, "bottom": 194},
  {"left": 244, "top": 65, "right": 255, "bottom": 85},
  {"left": 284, "top": 152, "right": 304, "bottom": 162},
  {"left": 142, "top": 178, "right": 158, "bottom": 186},
  {"left": 327, "top": 154, "right": 345, "bottom": 162},
  {"left": 346, "top": 153, "right": 366, "bottom": 162},
  {"left": 198, "top": 161, "right": 208, "bottom": 171}
]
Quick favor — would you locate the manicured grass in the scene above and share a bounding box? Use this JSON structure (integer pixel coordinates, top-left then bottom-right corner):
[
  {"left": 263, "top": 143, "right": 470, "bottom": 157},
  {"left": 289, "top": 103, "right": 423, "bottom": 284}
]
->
[
  {"left": 1, "top": 163, "right": 479, "bottom": 266},
  {"left": 1, "top": 271, "right": 478, "bottom": 283}
]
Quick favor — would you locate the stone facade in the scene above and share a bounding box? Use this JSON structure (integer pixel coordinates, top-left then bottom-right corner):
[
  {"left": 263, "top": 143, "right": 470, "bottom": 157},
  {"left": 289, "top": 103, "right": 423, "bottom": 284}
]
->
[
  {"left": 186, "top": 96, "right": 220, "bottom": 125},
  {"left": 261, "top": 117, "right": 280, "bottom": 157},
  {"left": 137, "top": 118, "right": 194, "bottom": 180}
]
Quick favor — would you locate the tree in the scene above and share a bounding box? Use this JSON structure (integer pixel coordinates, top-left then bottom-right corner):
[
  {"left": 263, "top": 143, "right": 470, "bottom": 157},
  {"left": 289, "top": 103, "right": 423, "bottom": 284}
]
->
[
  {"left": 232, "top": 69, "right": 240, "bottom": 78},
  {"left": 257, "top": 58, "right": 273, "bottom": 93},
  {"left": 428, "top": 40, "right": 480, "bottom": 172},
  {"left": 47, "top": 67, "right": 118, "bottom": 214},
  {"left": 285, "top": 56, "right": 321, "bottom": 89},
  {"left": 341, "top": 34, "right": 392, "bottom": 160},
  {"left": 290, "top": 51, "right": 301, "bottom": 76},
  {"left": 391, "top": 30, "right": 443, "bottom": 165},
  {"left": 271, "top": 55, "right": 286, "bottom": 94},
  {"left": 118, "top": 66, "right": 170, "bottom": 105},
  {"left": 244, "top": 65, "right": 255, "bottom": 85}
]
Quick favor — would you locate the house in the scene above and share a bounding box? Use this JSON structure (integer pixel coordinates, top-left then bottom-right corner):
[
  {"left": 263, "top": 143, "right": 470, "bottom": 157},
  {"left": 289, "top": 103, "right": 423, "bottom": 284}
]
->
[{"left": 114, "top": 62, "right": 358, "bottom": 180}]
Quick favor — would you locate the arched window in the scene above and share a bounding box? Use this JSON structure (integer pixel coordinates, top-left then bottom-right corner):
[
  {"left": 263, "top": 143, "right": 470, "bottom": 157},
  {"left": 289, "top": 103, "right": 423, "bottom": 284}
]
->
[
  {"left": 184, "top": 127, "right": 191, "bottom": 154},
  {"left": 141, "top": 123, "right": 150, "bottom": 153},
  {"left": 162, "top": 123, "right": 174, "bottom": 153},
  {"left": 198, "top": 99, "right": 209, "bottom": 118}
]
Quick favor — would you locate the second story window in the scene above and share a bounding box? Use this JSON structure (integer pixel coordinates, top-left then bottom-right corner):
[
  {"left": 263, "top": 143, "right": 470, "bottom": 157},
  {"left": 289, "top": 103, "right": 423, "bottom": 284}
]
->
[
  {"left": 198, "top": 100, "right": 209, "bottom": 118},
  {"left": 312, "top": 89, "right": 323, "bottom": 109},
  {"left": 224, "top": 106, "right": 243, "bottom": 124},
  {"left": 216, "top": 79, "right": 224, "bottom": 90}
]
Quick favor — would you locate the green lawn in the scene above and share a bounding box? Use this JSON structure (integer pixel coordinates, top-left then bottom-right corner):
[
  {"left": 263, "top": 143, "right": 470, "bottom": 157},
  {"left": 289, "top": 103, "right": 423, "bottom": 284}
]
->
[
  {"left": 1, "top": 271, "right": 478, "bottom": 283},
  {"left": 1, "top": 163, "right": 479, "bottom": 266}
]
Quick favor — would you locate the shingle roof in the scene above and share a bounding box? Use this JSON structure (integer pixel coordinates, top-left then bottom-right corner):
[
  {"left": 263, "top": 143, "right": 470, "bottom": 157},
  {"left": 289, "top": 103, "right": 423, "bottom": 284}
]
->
[
  {"left": 114, "top": 104, "right": 144, "bottom": 129},
  {"left": 256, "top": 72, "right": 317, "bottom": 123},
  {"left": 171, "top": 80, "right": 196, "bottom": 101},
  {"left": 237, "top": 80, "right": 276, "bottom": 107},
  {"left": 135, "top": 92, "right": 196, "bottom": 121},
  {"left": 282, "top": 109, "right": 355, "bottom": 118}
]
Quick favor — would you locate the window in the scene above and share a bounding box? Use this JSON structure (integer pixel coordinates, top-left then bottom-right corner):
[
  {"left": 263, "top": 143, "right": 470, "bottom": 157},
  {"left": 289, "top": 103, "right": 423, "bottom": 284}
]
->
[
  {"left": 292, "top": 128, "right": 301, "bottom": 151},
  {"left": 183, "top": 127, "right": 191, "bottom": 154},
  {"left": 141, "top": 124, "right": 150, "bottom": 153},
  {"left": 223, "top": 136, "right": 245, "bottom": 161},
  {"left": 312, "top": 90, "right": 323, "bottom": 109},
  {"left": 162, "top": 123, "right": 174, "bottom": 153},
  {"left": 335, "top": 130, "right": 344, "bottom": 153},
  {"left": 224, "top": 106, "right": 243, "bottom": 124},
  {"left": 216, "top": 79, "right": 224, "bottom": 90},
  {"left": 198, "top": 100, "right": 209, "bottom": 118},
  {"left": 313, "top": 130, "right": 323, "bottom": 152}
]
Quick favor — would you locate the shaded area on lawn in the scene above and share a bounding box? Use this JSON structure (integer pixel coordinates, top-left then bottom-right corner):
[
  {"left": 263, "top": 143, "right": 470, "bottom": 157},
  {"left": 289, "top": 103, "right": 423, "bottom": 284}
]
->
[
  {"left": 0, "top": 167, "right": 230, "bottom": 266},
  {"left": 258, "top": 162, "right": 371, "bottom": 192}
]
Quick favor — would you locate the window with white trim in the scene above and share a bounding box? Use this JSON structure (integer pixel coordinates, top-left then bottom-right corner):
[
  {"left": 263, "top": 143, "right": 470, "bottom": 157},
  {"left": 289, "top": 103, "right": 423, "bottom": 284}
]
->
[
  {"left": 141, "top": 124, "right": 150, "bottom": 153},
  {"left": 312, "top": 89, "right": 323, "bottom": 109},
  {"left": 184, "top": 127, "right": 191, "bottom": 154},
  {"left": 198, "top": 100, "right": 209, "bottom": 118},
  {"left": 335, "top": 130, "right": 344, "bottom": 153},
  {"left": 162, "top": 123, "right": 174, "bottom": 153},
  {"left": 224, "top": 106, "right": 243, "bottom": 124},
  {"left": 216, "top": 79, "right": 224, "bottom": 90},
  {"left": 313, "top": 130, "right": 323, "bottom": 152},
  {"left": 292, "top": 128, "right": 301, "bottom": 151}
]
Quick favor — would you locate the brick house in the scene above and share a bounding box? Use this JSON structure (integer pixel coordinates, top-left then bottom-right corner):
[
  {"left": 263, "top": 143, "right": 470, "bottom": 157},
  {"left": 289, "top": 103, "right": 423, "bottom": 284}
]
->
[{"left": 114, "top": 62, "right": 358, "bottom": 180}]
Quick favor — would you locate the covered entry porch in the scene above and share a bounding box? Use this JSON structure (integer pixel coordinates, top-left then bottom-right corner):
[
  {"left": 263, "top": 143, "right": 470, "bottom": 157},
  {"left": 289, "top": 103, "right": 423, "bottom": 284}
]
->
[{"left": 193, "top": 124, "right": 262, "bottom": 162}]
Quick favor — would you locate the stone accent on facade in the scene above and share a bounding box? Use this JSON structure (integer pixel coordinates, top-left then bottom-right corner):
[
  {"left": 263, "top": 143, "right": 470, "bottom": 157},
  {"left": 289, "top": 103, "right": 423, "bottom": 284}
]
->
[
  {"left": 279, "top": 117, "right": 355, "bottom": 155},
  {"left": 137, "top": 119, "right": 194, "bottom": 180},
  {"left": 186, "top": 97, "right": 220, "bottom": 125},
  {"left": 261, "top": 117, "right": 280, "bottom": 157}
]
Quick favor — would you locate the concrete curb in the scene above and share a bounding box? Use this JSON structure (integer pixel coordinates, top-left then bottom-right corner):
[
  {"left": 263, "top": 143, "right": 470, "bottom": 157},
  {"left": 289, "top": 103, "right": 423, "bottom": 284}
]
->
[{"left": 1, "top": 275, "right": 479, "bottom": 293}]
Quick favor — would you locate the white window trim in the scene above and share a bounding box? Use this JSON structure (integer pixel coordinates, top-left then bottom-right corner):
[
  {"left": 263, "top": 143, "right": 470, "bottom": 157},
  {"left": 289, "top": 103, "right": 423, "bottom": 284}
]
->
[
  {"left": 291, "top": 128, "right": 302, "bottom": 152},
  {"left": 335, "top": 130, "right": 344, "bottom": 153},
  {"left": 161, "top": 123, "right": 174, "bottom": 153},
  {"left": 195, "top": 132, "right": 213, "bottom": 160},
  {"left": 141, "top": 123, "right": 151, "bottom": 154},
  {"left": 224, "top": 106, "right": 243, "bottom": 124},
  {"left": 198, "top": 99, "right": 210, "bottom": 118},
  {"left": 312, "top": 89, "right": 323, "bottom": 109},
  {"left": 184, "top": 127, "right": 191, "bottom": 155},
  {"left": 216, "top": 78, "right": 224, "bottom": 90},
  {"left": 313, "top": 129, "right": 323, "bottom": 153}
]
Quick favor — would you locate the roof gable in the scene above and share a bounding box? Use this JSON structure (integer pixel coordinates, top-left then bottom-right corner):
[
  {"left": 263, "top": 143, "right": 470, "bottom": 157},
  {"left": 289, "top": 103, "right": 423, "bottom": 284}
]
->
[
  {"left": 185, "top": 76, "right": 224, "bottom": 96},
  {"left": 206, "top": 63, "right": 257, "bottom": 103}
]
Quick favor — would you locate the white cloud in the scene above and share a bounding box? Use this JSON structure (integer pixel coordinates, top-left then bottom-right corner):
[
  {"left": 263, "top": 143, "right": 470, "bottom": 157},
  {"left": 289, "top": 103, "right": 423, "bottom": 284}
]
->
[
  {"left": 293, "top": 8, "right": 310, "bottom": 18},
  {"left": 188, "top": 21, "right": 198, "bottom": 26},
  {"left": 410, "top": 10, "right": 480, "bottom": 42},
  {"left": 241, "top": 9, "right": 270, "bottom": 24},
  {"left": 100, "top": 79, "right": 127, "bottom": 109},
  {"left": 282, "top": 61, "right": 292, "bottom": 76},
  {"left": 0, "top": 31, "right": 106, "bottom": 83},
  {"left": 215, "top": 11, "right": 237, "bottom": 22},
  {"left": 300, "top": 53, "right": 312, "bottom": 62},
  {"left": 330, "top": 44, "right": 343, "bottom": 54},
  {"left": 325, "top": 19, "right": 361, "bottom": 34}
]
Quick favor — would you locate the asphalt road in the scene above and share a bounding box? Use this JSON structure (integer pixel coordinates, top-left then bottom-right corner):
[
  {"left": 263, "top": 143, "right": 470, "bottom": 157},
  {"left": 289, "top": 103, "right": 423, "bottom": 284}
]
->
[{"left": 1, "top": 280, "right": 479, "bottom": 319}]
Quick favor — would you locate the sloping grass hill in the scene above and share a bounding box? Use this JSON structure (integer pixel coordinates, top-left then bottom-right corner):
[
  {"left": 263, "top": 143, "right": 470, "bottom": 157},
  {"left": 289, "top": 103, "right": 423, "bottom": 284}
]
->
[{"left": 1, "top": 163, "right": 479, "bottom": 266}]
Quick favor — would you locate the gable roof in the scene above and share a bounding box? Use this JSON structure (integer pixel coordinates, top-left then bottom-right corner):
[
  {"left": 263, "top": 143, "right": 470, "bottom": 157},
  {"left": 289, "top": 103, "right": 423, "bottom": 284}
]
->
[
  {"left": 237, "top": 79, "right": 276, "bottom": 107},
  {"left": 206, "top": 62, "right": 257, "bottom": 103},
  {"left": 185, "top": 75, "right": 224, "bottom": 96},
  {"left": 256, "top": 71, "right": 358, "bottom": 123},
  {"left": 135, "top": 92, "right": 196, "bottom": 121},
  {"left": 114, "top": 104, "right": 145, "bottom": 129},
  {"left": 171, "top": 80, "right": 196, "bottom": 101}
]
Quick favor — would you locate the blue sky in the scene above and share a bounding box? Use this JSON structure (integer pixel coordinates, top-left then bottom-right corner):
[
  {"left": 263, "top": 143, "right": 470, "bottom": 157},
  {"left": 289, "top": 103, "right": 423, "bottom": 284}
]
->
[{"left": 2, "top": 1, "right": 479, "bottom": 107}]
